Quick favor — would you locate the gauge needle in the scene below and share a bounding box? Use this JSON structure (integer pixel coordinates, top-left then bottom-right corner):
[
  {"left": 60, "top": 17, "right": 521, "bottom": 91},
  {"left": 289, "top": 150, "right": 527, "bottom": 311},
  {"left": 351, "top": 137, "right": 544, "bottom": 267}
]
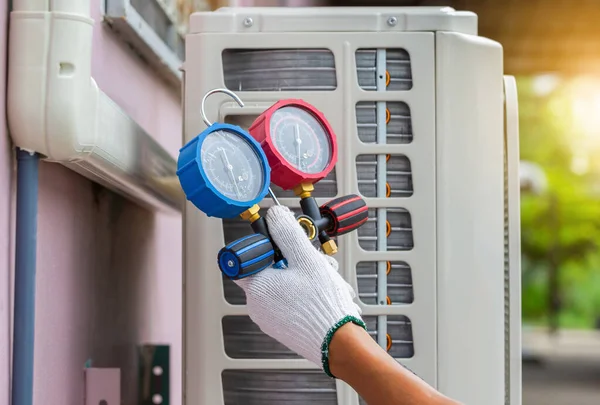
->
[
  {"left": 219, "top": 147, "right": 242, "bottom": 199},
  {"left": 294, "top": 123, "right": 302, "bottom": 167}
]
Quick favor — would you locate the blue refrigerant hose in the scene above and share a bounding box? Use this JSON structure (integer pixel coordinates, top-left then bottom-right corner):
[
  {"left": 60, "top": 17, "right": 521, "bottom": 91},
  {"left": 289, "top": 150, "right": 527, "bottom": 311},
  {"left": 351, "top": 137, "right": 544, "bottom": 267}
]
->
[{"left": 11, "top": 149, "right": 39, "bottom": 405}]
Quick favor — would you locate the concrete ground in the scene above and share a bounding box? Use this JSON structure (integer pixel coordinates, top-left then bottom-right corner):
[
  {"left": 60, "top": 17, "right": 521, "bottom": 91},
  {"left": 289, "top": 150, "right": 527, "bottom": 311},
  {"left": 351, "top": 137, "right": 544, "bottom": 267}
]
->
[{"left": 522, "top": 329, "right": 600, "bottom": 405}]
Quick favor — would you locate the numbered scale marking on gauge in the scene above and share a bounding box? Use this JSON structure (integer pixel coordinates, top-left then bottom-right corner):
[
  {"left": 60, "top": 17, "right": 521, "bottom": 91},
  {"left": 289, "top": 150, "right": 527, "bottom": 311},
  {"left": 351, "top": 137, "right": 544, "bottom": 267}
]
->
[
  {"left": 249, "top": 99, "right": 338, "bottom": 191},
  {"left": 269, "top": 106, "right": 332, "bottom": 175},
  {"left": 200, "top": 130, "right": 264, "bottom": 203},
  {"left": 177, "top": 121, "right": 270, "bottom": 219}
]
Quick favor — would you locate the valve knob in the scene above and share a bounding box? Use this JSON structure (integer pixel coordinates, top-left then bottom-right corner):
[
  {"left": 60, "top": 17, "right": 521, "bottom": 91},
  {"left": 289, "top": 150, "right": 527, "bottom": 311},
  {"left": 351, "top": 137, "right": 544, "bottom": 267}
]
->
[
  {"left": 218, "top": 233, "right": 275, "bottom": 280},
  {"left": 320, "top": 194, "right": 368, "bottom": 237}
]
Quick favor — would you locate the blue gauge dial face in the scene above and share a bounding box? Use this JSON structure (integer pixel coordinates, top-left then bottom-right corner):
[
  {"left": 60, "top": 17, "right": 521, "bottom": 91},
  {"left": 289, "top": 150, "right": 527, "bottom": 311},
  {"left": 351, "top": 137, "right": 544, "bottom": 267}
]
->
[
  {"left": 269, "top": 106, "right": 332, "bottom": 174},
  {"left": 200, "top": 130, "right": 265, "bottom": 202}
]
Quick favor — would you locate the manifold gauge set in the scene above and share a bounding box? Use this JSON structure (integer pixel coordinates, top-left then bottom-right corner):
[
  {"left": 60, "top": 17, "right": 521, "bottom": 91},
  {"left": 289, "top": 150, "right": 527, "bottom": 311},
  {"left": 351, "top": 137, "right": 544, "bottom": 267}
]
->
[{"left": 177, "top": 88, "right": 368, "bottom": 279}]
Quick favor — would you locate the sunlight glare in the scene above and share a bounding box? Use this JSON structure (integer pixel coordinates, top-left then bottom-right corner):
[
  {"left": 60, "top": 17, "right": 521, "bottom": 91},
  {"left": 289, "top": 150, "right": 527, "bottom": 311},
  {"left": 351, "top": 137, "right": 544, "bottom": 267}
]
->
[{"left": 570, "top": 79, "right": 600, "bottom": 142}]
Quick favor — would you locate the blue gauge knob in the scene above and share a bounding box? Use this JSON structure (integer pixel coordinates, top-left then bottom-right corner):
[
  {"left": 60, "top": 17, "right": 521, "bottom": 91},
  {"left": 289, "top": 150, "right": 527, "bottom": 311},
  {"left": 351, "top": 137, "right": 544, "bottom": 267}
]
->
[
  {"left": 218, "top": 233, "right": 275, "bottom": 279},
  {"left": 177, "top": 123, "right": 271, "bottom": 218}
]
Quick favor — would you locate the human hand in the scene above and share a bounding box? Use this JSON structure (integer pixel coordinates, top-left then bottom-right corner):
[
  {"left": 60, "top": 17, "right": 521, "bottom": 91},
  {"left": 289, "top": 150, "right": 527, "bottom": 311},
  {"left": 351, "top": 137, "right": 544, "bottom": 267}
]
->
[{"left": 234, "top": 205, "right": 365, "bottom": 376}]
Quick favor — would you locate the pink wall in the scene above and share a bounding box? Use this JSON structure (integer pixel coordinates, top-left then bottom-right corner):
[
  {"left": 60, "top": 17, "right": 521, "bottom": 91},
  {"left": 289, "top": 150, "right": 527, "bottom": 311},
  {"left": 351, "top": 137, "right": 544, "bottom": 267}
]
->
[{"left": 1, "top": 1, "right": 183, "bottom": 404}]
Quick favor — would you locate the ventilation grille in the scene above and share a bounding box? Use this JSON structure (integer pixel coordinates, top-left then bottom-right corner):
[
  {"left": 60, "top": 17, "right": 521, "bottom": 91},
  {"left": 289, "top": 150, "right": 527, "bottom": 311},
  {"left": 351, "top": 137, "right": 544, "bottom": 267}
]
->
[
  {"left": 223, "top": 214, "right": 266, "bottom": 246},
  {"left": 503, "top": 125, "right": 511, "bottom": 404},
  {"left": 223, "top": 277, "right": 245, "bottom": 305},
  {"left": 356, "top": 101, "right": 413, "bottom": 144},
  {"left": 364, "top": 315, "right": 414, "bottom": 358},
  {"left": 356, "top": 49, "right": 412, "bottom": 91},
  {"left": 222, "top": 49, "right": 337, "bottom": 92},
  {"left": 358, "top": 315, "right": 415, "bottom": 405},
  {"left": 223, "top": 316, "right": 300, "bottom": 359},
  {"left": 357, "top": 261, "right": 413, "bottom": 305},
  {"left": 222, "top": 370, "right": 336, "bottom": 405},
  {"left": 358, "top": 208, "right": 414, "bottom": 251},
  {"left": 356, "top": 154, "right": 413, "bottom": 198}
]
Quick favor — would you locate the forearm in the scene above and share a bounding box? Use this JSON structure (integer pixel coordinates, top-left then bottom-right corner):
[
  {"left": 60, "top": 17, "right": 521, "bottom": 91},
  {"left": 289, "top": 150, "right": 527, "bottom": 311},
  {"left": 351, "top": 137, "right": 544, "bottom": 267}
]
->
[{"left": 329, "top": 323, "right": 462, "bottom": 405}]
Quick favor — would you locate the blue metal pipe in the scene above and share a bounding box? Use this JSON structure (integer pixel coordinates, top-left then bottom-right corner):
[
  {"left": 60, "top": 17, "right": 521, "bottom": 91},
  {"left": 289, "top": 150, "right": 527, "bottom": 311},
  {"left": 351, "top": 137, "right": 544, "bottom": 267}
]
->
[{"left": 11, "top": 149, "right": 39, "bottom": 405}]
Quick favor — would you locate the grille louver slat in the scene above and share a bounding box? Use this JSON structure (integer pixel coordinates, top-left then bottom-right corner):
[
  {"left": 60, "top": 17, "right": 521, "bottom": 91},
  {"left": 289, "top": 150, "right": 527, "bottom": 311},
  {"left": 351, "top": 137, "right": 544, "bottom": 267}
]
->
[
  {"left": 222, "top": 370, "right": 336, "bottom": 405},
  {"left": 357, "top": 208, "right": 414, "bottom": 251},
  {"left": 356, "top": 49, "right": 413, "bottom": 91},
  {"left": 357, "top": 261, "right": 414, "bottom": 305},
  {"left": 356, "top": 154, "right": 413, "bottom": 197}
]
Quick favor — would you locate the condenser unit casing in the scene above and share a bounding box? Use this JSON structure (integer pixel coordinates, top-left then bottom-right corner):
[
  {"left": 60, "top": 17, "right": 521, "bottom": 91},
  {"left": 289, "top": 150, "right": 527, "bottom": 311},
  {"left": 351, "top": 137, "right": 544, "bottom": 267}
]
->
[{"left": 183, "top": 7, "right": 521, "bottom": 405}]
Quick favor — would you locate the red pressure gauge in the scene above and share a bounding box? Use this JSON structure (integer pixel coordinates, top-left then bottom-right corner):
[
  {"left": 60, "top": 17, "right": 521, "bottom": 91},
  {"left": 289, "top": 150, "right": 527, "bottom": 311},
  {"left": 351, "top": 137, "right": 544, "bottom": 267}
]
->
[{"left": 248, "top": 100, "right": 338, "bottom": 191}]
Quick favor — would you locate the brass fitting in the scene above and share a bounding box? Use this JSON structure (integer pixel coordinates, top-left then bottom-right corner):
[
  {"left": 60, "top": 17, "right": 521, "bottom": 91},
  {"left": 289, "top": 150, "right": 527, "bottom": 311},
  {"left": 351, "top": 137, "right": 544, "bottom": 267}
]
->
[
  {"left": 321, "top": 239, "right": 338, "bottom": 256},
  {"left": 297, "top": 217, "right": 317, "bottom": 240},
  {"left": 240, "top": 204, "right": 261, "bottom": 223},
  {"left": 293, "top": 182, "right": 315, "bottom": 199}
]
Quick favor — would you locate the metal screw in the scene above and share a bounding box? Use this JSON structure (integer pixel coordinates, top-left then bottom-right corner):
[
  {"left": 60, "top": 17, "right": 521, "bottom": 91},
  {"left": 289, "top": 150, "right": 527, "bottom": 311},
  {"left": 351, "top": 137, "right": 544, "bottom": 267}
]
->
[
  {"left": 387, "top": 16, "right": 398, "bottom": 27},
  {"left": 243, "top": 17, "right": 253, "bottom": 28},
  {"left": 228, "top": 260, "right": 234, "bottom": 267}
]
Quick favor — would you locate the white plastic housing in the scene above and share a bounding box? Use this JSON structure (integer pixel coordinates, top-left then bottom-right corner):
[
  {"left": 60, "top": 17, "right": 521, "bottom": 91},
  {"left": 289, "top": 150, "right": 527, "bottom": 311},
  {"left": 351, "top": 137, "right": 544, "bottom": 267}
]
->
[
  {"left": 183, "top": 7, "right": 521, "bottom": 405},
  {"left": 7, "top": 1, "right": 182, "bottom": 213}
]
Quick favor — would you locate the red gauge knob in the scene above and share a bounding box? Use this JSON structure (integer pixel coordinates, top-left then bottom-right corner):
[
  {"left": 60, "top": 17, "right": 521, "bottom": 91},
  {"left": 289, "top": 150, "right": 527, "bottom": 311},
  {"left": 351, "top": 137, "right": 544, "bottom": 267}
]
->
[
  {"left": 248, "top": 99, "right": 338, "bottom": 191},
  {"left": 320, "top": 194, "right": 369, "bottom": 237}
]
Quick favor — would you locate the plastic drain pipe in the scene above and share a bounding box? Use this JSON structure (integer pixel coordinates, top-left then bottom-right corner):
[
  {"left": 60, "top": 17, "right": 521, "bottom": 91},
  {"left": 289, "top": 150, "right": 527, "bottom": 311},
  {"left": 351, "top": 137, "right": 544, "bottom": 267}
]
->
[{"left": 11, "top": 149, "right": 40, "bottom": 405}]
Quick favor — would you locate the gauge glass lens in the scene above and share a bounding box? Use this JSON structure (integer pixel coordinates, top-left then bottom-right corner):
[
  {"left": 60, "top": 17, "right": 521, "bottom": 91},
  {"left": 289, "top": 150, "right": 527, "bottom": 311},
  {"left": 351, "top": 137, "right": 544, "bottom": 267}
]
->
[
  {"left": 200, "top": 130, "right": 265, "bottom": 202},
  {"left": 269, "top": 106, "right": 332, "bottom": 174}
]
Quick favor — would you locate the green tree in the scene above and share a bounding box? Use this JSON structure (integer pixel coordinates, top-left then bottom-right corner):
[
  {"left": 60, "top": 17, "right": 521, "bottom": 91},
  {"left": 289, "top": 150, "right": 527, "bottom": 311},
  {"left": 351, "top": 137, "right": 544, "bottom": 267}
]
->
[{"left": 518, "top": 76, "right": 600, "bottom": 330}]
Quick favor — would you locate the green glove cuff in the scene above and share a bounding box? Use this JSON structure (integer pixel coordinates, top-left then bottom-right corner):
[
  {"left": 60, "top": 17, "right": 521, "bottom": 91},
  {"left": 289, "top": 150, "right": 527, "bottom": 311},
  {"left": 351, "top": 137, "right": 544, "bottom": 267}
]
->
[{"left": 320, "top": 315, "right": 367, "bottom": 378}]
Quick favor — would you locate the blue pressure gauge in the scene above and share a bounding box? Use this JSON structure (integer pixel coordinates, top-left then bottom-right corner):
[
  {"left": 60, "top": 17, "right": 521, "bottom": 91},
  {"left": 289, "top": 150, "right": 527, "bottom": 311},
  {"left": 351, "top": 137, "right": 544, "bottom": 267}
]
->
[
  {"left": 177, "top": 89, "right": 271, "bottom": 219},
  {"left": 178, "top": 88, "right": 288, "bottom": 279},
  {"left": 177, "top": 123, "right": 270, "bottom": 218}
]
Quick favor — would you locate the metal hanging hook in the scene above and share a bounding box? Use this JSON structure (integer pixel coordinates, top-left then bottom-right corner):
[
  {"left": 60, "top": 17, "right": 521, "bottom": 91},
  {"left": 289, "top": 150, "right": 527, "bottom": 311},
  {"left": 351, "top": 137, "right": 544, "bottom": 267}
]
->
[
  {"left": 200, "top": 88, "right": 281, "bottom": 206},
  {"left": 200, "top": 88, "right": 245, "bottom": 127}
]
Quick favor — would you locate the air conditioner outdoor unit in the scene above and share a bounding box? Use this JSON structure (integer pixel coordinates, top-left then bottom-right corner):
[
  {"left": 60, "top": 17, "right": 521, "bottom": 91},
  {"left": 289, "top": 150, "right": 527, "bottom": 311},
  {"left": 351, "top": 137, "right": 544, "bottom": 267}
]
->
[
  {"left": 183, "top": 6, "right": 521, "bottom": 405},
  {"left": 7, "top": 0, "right": 182, "bottom": 213}
]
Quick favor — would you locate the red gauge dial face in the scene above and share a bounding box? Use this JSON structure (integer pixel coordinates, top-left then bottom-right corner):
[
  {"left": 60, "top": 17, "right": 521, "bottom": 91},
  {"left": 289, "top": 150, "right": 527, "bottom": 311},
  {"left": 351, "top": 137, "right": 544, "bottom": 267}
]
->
[{"left": 269, "top": 106, "right": 333, "bottom": 175}]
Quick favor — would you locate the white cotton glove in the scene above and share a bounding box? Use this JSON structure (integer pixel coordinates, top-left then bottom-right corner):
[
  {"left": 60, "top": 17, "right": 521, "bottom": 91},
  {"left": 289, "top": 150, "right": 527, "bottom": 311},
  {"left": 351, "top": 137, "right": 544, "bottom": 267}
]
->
[{"left": 234, "top": 205, "right": 366, "bottom": 377}]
